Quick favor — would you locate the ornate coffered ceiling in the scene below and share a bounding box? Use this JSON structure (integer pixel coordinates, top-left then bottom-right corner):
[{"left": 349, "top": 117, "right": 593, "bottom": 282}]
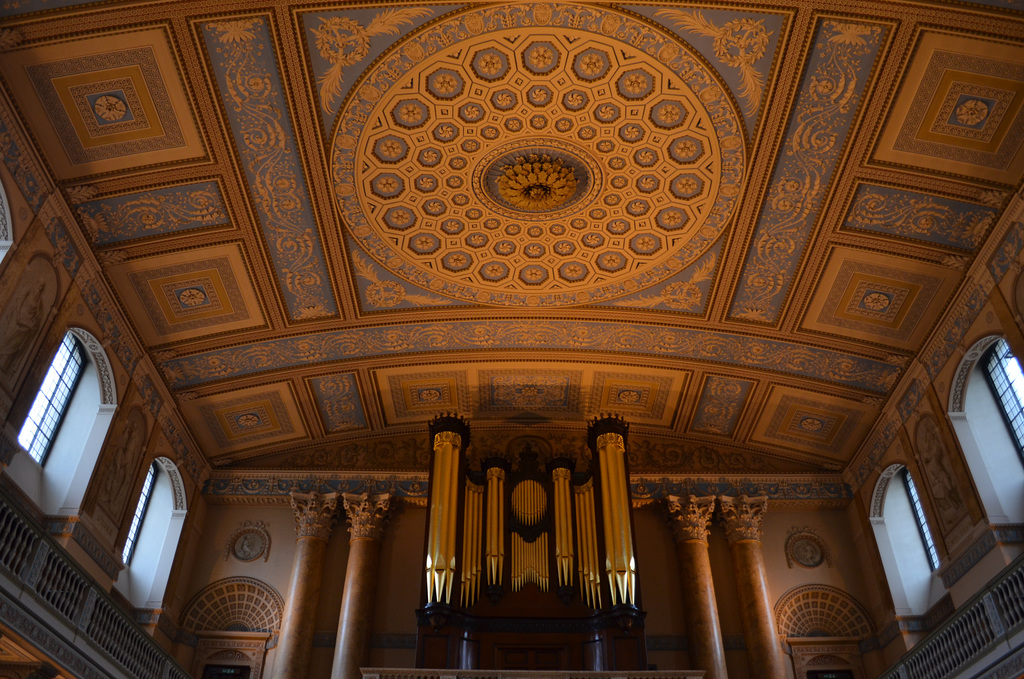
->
[{"left": 1, "top": 0, "right": 1022, "bottom": 478}]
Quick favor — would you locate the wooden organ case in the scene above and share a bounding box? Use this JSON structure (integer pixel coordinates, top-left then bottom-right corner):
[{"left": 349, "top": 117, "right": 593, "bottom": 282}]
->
[{"left": 416, "top": 415, "right": 647, "bottom": 671}]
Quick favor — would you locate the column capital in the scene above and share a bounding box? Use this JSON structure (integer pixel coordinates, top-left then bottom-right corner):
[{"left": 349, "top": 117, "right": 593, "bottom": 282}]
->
[
  {"left": 342, "top": 492, "right": 393, "bottom": 541},
  {"left": 718, "top": 495, "right": 767, "bottom": 544},
  {"left": 290, "top": 491, "right": 339, "bottom": 540},
  {"left": 666, "top": 494, "right": 716, "bottom": 543}
]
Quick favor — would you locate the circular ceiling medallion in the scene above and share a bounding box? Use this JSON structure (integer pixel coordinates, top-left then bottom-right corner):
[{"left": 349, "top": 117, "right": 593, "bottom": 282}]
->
[
  {"left": 332, "top": 3, "right": 745, "bottom": 306},
  {"left": 478, "top": 139, "right": 599, "bottom": 219}
]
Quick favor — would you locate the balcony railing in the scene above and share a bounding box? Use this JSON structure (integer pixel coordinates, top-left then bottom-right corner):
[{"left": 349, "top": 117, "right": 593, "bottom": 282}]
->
[
  {"left": 362, "top": 671, "right": 705, "bottom": 679},
  {"left": 880, "top": 551, "right": 1024, "bottom": 679},
  {"left": 0, "top": 482, "right": 190, "bottom": 679}
]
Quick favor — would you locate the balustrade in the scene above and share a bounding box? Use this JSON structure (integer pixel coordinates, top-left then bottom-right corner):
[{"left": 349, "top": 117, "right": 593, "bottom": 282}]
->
[
  {"left": 0, "top": 483, "right": 188, "bottom": 679},
  {"left": 881, "top": 552, "right": 1024, "bottom": 679}
]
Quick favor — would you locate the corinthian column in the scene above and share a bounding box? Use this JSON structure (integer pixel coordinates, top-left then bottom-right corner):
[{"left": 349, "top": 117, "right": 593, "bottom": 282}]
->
[
  {"left": 666, "top": 495, "right": 727, "bottom": 679},
  {"left": 719, "top": 495, "right": 785, "bottom": 679},
  {"left": 331, "top": 493, "right": 393, "bottom": 679},
  {"left": 275, "top": 491, "right": 339, "bottom": 679}
]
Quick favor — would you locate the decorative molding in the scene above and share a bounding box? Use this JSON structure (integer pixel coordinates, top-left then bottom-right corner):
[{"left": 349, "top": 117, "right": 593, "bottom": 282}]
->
[
  {"left": 718, "top": 495, "right": 767, "bottom": 543},
  {"left": 180, "top": 577, "right": 284, "bottom": 633},
  {"left": 341, "top": 492, "right": 392, "bottom": 541},
  {"left": 289, "top": 491, "right": 338, "bottom": 540},
  {"left": 774, "top": 584, "right": 873, "bottom": 638},
  {"left": 950, "top": 335, "right": 1002, "bottom": 413},
  {"left": 153, "top": 456, "right": 186, "bottom": 511},
  {"left": 665, "top": 494, "right": 715, "bottom": 544},
  {"left": 870, "top": 464, "right": 903, "bottom": 518}
]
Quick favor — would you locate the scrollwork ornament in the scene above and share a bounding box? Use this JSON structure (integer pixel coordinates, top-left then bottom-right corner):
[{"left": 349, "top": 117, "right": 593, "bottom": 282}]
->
[
  {"left": 666, "top": 494, "right": 715, "bottom": 543},
  {"left": 289, "top": 491, "right": 339, "bottom": 540},
  {"left": 342, "top": 492, "right": 393, "bottom": 541},
  {"left": 719, "top": 495, "right": 767, "bottom": 543}
]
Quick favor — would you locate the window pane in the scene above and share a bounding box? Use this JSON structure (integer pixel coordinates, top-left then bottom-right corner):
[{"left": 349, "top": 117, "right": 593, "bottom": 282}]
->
[
  {"left": 123, "top": 463, "right": 156, "bottom": 565},
  {"left": 985, "top": 339, "right": 1024, "bottom": 462},
  {"left": 17, "top": 333, "right": 85, "bottom": 464},
  {"left": 904, "top": 470, "right": 940, "bottom": 571}
]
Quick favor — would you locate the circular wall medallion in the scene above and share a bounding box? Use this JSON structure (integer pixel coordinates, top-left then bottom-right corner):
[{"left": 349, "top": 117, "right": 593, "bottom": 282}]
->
[
  {"left": 231, "top": 530, "right": 267, "bottom": 562},
  {"left": 791, "top": 536, "right": 824, "bottom": 568},
  {"left": 332, "top": 3, "right": 745, "bottom": 306}
]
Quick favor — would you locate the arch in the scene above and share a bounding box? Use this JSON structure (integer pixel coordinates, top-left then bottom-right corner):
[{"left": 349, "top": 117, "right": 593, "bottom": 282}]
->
[
  {"left": 775, "top": 584, "right": 873, "bottom": 638},
  {"left": 869, "top": 463, "right": 944, "bottom": 614},
  {"left": 0, "top": 175, "right": 11, "bottom": 264},
  {"left": 181, "top": 577, "right": 284, "bottom": 633},
  {"left": 114, "top": 457, "right": 187, "bottom": 608},
  {"left": 948, "top": 334, "right": 1024, "bottom": 523},
  {"left": 5, "top": 326, "right": 117, "bottom": 516}
]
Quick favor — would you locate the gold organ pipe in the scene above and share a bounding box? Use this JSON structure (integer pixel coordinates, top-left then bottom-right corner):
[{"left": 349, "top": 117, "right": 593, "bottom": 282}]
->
[
  {"left": 552, "top": 467, "right": 573, "bottom": 589},
  {"left": 426, "top": 431, "right": 461, "bottom": 605},
  {"left": 486, "top": 467, "right": 504, "bottom": 587},
  {"left": 584, "top": 482, "right": 601, "bottom": 608},
  {"left": 461, "top": 481, "right": 483, "bottom": 607},
  {"left": 574, "top": 487, "right": 589, "bottom": 606},
  {"left": 597, "top": 432, "right": 635, "bottom": 606}
]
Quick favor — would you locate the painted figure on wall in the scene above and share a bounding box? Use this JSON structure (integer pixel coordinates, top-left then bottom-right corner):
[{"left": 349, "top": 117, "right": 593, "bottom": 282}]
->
[
  {"left": 915, "top": 413, "right": 966, "bottom": 532},
  {"left": 0, "top": 256, "right": 57, "bottom": 382},
  {"left": 98, "top": 408, "right": 147, "bottom": 517}
]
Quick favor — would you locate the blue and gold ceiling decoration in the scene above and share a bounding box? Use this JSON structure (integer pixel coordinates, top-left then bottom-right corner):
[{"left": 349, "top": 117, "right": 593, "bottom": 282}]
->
[{"left": 1, "top": 0, "right": 1023, "bottom": 476}]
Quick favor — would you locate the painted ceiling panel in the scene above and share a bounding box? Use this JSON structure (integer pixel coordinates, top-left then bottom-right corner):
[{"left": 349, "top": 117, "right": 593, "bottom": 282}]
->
[{"left": 1, "top": 0, "right": 1022, "bottom": 477}]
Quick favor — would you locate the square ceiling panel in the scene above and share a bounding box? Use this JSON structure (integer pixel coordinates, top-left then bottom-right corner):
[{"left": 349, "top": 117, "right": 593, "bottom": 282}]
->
[
  {"left": 0, "top": 27, "right": 204, "bottom": 178},
  {"left": 106, "top": 242, "right": 264, "bottom": 346},
  {"left": 801, "top": 246, "right": 960, "bottom": 350},
  {"left": 875, "top": 31, "right": 1024, "bottom": 184}
]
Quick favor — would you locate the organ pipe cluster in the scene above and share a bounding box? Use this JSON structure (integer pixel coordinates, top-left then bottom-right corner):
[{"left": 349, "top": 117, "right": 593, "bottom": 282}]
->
[
  {"left": 551, "top": 466, "right": 575, "bottom": 590},
  {"left": 574, "top": 478, "right": 601, "bottom": 608},
  {"left": 460, "top": 480, "right": 483, "bottom": 607},
  {"left": 423, "top": 416, "right": 639, "bottom": 613},
  {"left": 485, "top": 465, "right": 505, "bottom": 589},
  {"left": 425, "top": 428, "right": 463, "bottom": 605},
  {"left": 596, "top": 431, "right": 636, "bottom": 606}
]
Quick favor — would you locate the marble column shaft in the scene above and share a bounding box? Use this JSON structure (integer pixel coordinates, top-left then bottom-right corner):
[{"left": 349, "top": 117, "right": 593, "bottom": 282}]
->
[
  {"left": 331, "top": 493, "right": 393, "bottom": 679},
  {"left": 719, "top": 495, "right": 786, "bottom": 679},
  {"left": 275, "top": 491, "right": 339, "bottom": 679},
  {"left": 666, "top": 495, "right": 728, "bottom": 679}
]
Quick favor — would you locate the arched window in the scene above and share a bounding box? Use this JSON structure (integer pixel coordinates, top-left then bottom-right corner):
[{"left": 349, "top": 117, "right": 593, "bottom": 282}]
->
[
  {"left": 983, "top": 338, "right": 1024, "bottom": 462},
  {"left": 122, "top": 462, "right": 155, "bottom": 564},
  {"left": 6, "top": 328, "right": 117, "bottom": 516},
  {"left": 115, "top": 457, "right": 187, "bottom": 608},
  {"left": 0, "top": 177, "right": 12, "bottom": 266},
  {"left": 949, "top": 336, "right": 1024, "bottom": 524},
  {"left": 17, "top": 332, "right": 84, "bottom": 464},
  {"left": 903, "top": 469, "right": 940, "bottom": 571},
  {"left": 869, "top": 464, "right": 945, "bottom": 615}
]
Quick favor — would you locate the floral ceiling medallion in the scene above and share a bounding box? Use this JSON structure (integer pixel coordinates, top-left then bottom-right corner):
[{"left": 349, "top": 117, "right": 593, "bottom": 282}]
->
[{"left": 331, "top": 2, "right": 745, "bottom": 306}]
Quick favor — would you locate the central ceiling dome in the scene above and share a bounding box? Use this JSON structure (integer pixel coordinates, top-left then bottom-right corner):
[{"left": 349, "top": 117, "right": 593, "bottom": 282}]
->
[{"left": 332, "top": 3, "right": 746, "bottom": 306}]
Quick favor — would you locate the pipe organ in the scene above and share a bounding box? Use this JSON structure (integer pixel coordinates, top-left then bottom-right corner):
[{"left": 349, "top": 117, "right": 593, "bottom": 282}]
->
[{"left": 417, "top": 415, "right": 646, "bottom": 671}]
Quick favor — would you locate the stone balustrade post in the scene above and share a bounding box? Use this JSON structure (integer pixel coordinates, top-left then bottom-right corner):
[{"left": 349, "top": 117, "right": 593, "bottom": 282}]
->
[
  {"left": 719, "top": 495, "right": 786, "bottom": 679},
  {"left": 275, "top": 491, "right": 339, "bottom": 679},
  {"left": 331, "top": 492, "right": 393, "bottom": 679},
  {"left": 666, "top": 495, "right": 727, "bottom": 679}
]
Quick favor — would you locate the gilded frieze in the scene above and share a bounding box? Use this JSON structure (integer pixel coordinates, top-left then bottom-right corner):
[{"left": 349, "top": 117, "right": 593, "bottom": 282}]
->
[
  {"left": 842, "top": 183, "right": 995, "bottom": 251},
  {"left": 730, "top": 19, "right": 888, "bottom": 323},
  {"left": 161, "top": 319, "right": 900, "bottom": 393},
  {"left": 690, "top": 374, "right": 754, "bottom": 437},
  {"left": 349, "top": 245, "right": 458, "bottom": 310},
  {"left": 77, "top": 181, "right": 230, "bottom": 245},
  {"left": 309, "top": 373, "right": 366, "bottom": 433},
  {"left": 201, "top": 18, "right": 337, "bottom": 320}
]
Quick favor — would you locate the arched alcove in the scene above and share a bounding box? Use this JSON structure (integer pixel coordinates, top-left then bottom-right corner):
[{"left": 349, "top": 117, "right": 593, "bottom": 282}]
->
[
  {"left": 948, "top": 334, "right": 1024, "bottom": 523},
  {"left": 5, "top": 325, "right": 118, "bottom": 516},
  {"left": 775, "top": 584, "right": 874, "bottom": 639},
  {"left": 869, "top": 464, "right": 944, "bottom": 615},
  {"left": 114, "top": 456, "right": 187, "bottom": 608},
  {"left": 181, "top": 577, "right": 284, "bottom": 633}
]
